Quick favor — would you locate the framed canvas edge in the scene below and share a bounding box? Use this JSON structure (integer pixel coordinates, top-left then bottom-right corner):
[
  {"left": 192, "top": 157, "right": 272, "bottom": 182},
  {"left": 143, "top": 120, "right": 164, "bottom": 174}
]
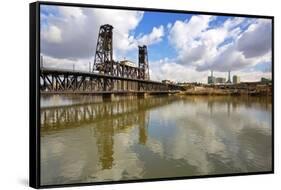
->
[
  {"left": 30, "top": 1, "right": 41, "bottom": 189},
  {"left": 29, "top": 1, "right": 275, "bottom": 189}
]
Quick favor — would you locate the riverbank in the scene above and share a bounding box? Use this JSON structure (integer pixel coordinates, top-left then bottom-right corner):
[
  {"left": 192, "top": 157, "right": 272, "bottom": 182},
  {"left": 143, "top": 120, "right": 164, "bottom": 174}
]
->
[{"left": 177, "top": 86, "right": 272, "bottom": 96}]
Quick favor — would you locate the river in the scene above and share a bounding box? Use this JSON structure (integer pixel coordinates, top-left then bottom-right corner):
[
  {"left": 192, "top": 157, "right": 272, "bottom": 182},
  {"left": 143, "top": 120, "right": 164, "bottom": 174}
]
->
[{"left": 40, "top": 95, "right": 272, "bottom": 186}]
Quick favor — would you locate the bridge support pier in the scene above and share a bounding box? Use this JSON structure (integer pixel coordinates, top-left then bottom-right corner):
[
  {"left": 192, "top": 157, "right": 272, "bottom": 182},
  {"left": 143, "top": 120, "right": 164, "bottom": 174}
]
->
[
  {"left": 138, "top": 92, "right": 148, "bottom": 98},
  {"left": 102, "top": 93, "right": 115, "bottom": 101}
]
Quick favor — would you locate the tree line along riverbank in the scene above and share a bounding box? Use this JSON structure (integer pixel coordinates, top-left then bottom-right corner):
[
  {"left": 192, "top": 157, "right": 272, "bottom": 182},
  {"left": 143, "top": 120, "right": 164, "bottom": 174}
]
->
[{"left": 177, "top": 84, "right": 272, "bottom": 96}]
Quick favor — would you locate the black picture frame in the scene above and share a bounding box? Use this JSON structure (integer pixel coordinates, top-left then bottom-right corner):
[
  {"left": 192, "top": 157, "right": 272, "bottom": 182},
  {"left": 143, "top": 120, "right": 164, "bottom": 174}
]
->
[{"left": 29, "top": 1, "right": 274, "bottom": 189}]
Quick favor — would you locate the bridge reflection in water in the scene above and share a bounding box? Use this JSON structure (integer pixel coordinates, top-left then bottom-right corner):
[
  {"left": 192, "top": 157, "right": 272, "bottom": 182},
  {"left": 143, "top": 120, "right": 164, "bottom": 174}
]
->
[{"left": 41, "top": 96, "right": 177, "bottom": 171}]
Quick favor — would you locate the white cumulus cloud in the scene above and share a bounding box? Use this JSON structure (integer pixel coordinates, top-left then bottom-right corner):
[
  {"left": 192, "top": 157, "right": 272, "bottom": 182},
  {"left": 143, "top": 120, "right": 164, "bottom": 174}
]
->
[
  {"left": 41, "top": 5, "right": 165, "bottom": 68},
  {"left": 41, "top": 6, "right": 145, "bottom": 59},
  {"left": 137, "top": 25, "right": 164, "bottom": 46},
  {"left": 237, "top": 19, "right": 272, "bottom": 58},
  {"left": 168, "top": 15, "right": 272, "bottom": 75},
  {"left": 42, "top": 25, "right": 62, "bottom": 44}
]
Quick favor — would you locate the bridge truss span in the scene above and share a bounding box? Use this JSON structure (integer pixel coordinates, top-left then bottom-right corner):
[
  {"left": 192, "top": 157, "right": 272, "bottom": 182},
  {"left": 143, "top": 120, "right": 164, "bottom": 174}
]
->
[{"left": 40, "top": 68, "right": 183, "bottom": 94}]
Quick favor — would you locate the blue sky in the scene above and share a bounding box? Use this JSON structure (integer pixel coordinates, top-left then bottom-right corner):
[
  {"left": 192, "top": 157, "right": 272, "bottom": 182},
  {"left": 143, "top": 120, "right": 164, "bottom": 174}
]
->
[
  {"left": 130, "top": 12, "right": 223, "bottom": 61},
  {"left": 40, "top": 5, "right": 272, "bottom": 82},
  {"left": 133, "top": 11, "right": 190, "bottom": 61}
]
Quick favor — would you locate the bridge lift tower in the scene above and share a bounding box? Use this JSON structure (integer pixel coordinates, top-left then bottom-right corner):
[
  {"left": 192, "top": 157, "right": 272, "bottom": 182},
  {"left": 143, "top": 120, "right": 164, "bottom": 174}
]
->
[
  {"left": 138, "top": 45, "right": 150, "bottom": 80},
  {"left": 93, "top": 24, "right": 114, "bottom": 75},
  {"left": 93, "top": 24, "right": 150, "bottom": 80}
]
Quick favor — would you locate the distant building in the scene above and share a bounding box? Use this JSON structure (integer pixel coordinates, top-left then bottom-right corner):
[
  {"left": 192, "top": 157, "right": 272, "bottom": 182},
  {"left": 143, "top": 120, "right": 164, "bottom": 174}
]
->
[
  {"left": 207, "top": 70, "right": 227, "bottom": 84},
  {"left": 162, "top": 80, "right": 175, "bottom": 84},
  {"left": 208, "top": 76, "right": 216, "bottom": 84},
  {"left": 208, "top": 70, "right": 216, "bottom": 84},
  {"left": 261, "top": 77, "right": 271, "bottom": 84},
  {"left": 226, "top": 71, "right": 231, "bottom": 83},
  {"left": 233, "top": 75, "right": 240, "bottom": 84},
  {"left": 216, "top": 77, "right": 226, "bottom": 84},
  {"left": 120, "top": 60, "right": 137, "bottom": 68}
]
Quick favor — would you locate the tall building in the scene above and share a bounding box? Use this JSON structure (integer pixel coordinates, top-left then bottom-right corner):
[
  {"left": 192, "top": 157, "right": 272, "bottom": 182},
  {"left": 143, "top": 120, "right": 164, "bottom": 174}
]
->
[
  {"left": 233, "top": 75, "right": 240, "bottom": 84},
  {"left": 226, "top": 71, "right": 231, "bottom": 83},
  {"left": 216, "top": 77, "right": 226, "bottom": 84},
  {"left": 208, "top": 70, "right": 216, "bottom": 84},
  {"left": 208, "top": 76, "right": 216, "bottom": 84}
]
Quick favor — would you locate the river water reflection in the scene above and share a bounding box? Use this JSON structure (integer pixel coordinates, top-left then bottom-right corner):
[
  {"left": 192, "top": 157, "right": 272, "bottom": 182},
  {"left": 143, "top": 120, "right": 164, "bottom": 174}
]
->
[{"left": 40, "top": 95, "right": 272, "bottom": 186}]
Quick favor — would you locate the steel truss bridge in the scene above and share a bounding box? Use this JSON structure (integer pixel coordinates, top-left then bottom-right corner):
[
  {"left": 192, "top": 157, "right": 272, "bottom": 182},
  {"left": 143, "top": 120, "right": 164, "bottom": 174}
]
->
[
  {"left": 40, "top": 68, "right": 183, "bottom": 94},
  {"left": 40, "top": 24, "right": 184, "bottom": 95}
]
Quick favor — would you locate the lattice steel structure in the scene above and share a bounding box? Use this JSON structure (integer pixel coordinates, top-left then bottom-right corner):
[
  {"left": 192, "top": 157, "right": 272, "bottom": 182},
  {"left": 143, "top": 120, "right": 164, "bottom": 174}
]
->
[
  {"left": 93, "top": 24, "right": 114, "bottom": 75},
  {"left": 138, "top": 45, "right": 149, "bottom": 80},
  {"left": 92, "top": 24, "right": 151, "bottom": 80},
  {"left": 40, "top": 68, "right": 184, "bottom": 93}
]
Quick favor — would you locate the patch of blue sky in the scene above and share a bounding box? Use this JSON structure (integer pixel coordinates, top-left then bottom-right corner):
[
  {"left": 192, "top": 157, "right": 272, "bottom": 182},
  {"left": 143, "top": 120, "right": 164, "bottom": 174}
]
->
[
  {"left": 135, "top": 11, "right": 190, "bottom": 35},
  {"left": 132, "top": 11, "right": 192, "bottom": 61},
  {"left": 217, "top": 37, "right": 234, "bottom": 49},
  {"left": 254, "top": 61, "right": 272, "bottom": 72},
  {"left": 242, "top": 61, "right": 271, "bottom": 73},
  {"left": 40, "top": 5, "right": 59, "bottom": 17},
  {"left": 240, "top": 18, "right": 257, "bottom": 31},
  {"left": 40, "top": 5, "right": 59, "bottom": 28},
  {"left": 208, "top": 16, "right": 229, "bottom": 29}
]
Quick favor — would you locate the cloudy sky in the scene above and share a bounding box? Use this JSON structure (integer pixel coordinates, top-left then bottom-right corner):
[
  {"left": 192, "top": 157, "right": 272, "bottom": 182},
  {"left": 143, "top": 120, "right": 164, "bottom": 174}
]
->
[{"left": 40, "top": 5, "right": 272, "bottom": 83}]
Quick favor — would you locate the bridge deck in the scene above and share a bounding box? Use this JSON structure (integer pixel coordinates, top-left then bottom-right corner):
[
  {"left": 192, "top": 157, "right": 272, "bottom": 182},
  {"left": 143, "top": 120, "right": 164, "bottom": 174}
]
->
[
  {"left": 41, "top": 90, "right": 180, "bottom": 95},
  {"left": 41, "top": 68, "right": 175, "bottom": 86}
]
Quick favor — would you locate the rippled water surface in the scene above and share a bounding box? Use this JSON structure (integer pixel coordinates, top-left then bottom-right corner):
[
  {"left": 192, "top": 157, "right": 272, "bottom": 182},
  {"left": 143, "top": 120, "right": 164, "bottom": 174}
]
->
[{"left": 40, "top": 95, "right": 272, "bottom": 186}]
